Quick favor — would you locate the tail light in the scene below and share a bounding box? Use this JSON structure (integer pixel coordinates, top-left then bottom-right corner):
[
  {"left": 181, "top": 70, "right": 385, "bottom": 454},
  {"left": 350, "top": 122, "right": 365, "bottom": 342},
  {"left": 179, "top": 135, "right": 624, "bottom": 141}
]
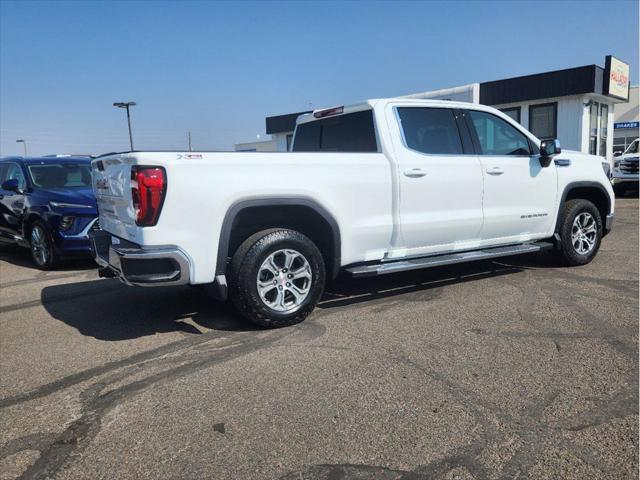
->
[{"left": 131, "top": 166, "right": 166, "bottom": 226}]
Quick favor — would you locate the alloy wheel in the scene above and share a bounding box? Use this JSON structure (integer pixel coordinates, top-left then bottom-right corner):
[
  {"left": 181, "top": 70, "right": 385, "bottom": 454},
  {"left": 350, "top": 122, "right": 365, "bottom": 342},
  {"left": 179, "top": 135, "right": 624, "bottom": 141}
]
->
[
  {"left": 30, "top": 226, "right": 49, "bottom": 266},
  {"left": 256, "top": 249, "right": 312, "bottom": 313},
  {"left": 571, "top": 212, "right": 597, "bottom": 255}
]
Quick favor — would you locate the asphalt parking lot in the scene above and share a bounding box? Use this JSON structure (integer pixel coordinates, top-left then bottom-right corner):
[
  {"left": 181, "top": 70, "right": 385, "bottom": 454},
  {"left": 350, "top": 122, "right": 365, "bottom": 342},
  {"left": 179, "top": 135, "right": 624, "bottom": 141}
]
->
[{"left": 0, "top": 199, "right": 638, "bottom": 480}]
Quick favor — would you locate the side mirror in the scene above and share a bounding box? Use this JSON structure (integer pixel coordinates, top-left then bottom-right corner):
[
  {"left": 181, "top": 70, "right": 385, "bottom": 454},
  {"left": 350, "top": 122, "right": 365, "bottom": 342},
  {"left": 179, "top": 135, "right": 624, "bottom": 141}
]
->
[
  {"left": 539, "top": 139, "right": 561, "bottom": 167},
  {"left": 1, "top": 179, "right": 23, "bottom": 194},
  {"left": 613, "top": 151, "right": 622, "bottom": 157}
]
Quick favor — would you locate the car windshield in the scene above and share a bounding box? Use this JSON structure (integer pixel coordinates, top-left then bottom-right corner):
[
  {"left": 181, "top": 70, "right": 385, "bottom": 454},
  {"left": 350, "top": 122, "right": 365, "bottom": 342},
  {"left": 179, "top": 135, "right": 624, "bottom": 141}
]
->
[
  {"left": 624, "top": 139, "right": 639, "bottom": 155},
  {"left": 28, "top": 163, "right": 92, "bottom": 188}
]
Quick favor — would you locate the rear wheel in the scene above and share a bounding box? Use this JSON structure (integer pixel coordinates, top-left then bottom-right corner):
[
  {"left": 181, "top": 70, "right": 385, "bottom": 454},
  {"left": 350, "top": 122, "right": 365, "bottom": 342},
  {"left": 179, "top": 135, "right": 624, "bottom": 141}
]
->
[
  {"left": 228, "top": 228, "right": 325, "bottom": 328},
  {"left": 29, "top": 221, "right": 60, "bottom": 270},
  {"left": 557, "top": 199, "right": 603, "bottom": 266}
]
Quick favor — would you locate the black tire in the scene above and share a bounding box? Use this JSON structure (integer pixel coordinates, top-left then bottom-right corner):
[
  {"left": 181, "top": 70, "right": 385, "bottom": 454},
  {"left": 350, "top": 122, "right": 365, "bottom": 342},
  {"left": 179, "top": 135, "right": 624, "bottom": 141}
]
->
[
  {"left": 228, "top": 228, "right": 326, "bottom": 328},
  {"left": 28, "top": 220, "right": 60, "bottom": 270},
  {"left": 557, "top": 199, "right": 603, "bottom": 266}
]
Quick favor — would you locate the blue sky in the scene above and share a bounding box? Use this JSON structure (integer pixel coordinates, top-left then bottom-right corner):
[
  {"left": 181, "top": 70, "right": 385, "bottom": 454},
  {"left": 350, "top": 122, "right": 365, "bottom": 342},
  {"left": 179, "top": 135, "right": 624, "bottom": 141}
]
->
[{"left": 1, "top": 0, "right": 638, "bottom": 155}]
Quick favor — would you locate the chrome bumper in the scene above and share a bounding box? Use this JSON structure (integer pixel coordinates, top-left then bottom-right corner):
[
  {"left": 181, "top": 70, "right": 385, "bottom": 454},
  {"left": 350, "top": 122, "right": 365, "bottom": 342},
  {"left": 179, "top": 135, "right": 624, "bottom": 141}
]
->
[{"left": 89, "top": 230, "right": 190, "bottom": 287}]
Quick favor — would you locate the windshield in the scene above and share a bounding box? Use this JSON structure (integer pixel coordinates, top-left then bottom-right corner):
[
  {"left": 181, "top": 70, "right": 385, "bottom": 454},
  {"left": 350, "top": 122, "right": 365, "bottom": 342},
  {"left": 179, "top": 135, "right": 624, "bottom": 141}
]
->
[
  {"left": 28, "top": 163, "right": 92, "bottom": 188},
  {"left": 624, "top": 139, "right": 639, "bottom": 155}
]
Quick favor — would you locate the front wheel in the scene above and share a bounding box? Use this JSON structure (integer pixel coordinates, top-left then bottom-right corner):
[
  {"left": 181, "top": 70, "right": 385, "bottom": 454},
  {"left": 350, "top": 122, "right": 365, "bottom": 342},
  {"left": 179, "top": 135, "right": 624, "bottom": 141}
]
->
[
  {"left": 557, "top": 199, "right": 603, "bottom": 266},
  {"left": 29, "top": 221, "right": 60, "bottom": 270},
  {"left": 228, "top": 228, "right": 326, "bottom": 328}
]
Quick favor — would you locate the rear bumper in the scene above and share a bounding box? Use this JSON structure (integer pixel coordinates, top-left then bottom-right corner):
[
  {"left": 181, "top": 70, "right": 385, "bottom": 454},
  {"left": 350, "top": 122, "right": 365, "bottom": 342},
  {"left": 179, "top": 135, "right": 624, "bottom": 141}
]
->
[{"left": 89, "top": 230, "right": 190, "bottom": 287}]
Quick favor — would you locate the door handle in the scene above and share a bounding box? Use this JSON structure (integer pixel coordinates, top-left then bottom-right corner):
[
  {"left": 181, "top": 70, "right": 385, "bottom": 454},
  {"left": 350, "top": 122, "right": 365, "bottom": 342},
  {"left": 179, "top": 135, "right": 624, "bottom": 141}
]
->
[
  {"left": 486, "top": 167, "right": 504, "bottom": 176},
  {"left": 404, "top": 167, "right": 427, "bottom": 178}
]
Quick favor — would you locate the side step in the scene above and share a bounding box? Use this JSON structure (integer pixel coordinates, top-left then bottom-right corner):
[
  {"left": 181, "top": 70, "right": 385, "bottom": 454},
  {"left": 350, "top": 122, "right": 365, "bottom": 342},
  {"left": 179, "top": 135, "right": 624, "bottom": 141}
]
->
[{"left": 346, "top": 242, "right": 554, "bottom": 278}]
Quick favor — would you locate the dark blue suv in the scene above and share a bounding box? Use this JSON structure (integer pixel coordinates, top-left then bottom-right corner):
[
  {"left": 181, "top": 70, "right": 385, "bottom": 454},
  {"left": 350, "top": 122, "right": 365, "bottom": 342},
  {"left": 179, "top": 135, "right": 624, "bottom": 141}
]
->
[{"left": 0, "top": 156, "right": 99, "bottom": 269}]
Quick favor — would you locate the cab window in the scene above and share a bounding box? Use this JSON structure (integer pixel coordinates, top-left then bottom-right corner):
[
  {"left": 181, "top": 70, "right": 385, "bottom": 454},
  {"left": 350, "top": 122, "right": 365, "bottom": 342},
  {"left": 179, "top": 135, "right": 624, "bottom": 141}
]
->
[
  {"left": 397, "top": 107, "right": 464, "bottom": 155},
  {"left": 468, "top": 110, "right": 532, "bottom": 156}
]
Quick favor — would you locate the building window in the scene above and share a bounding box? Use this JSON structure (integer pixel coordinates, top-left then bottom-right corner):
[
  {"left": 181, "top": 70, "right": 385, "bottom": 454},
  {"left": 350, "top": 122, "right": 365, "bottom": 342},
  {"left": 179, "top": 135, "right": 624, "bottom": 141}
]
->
[
  {"left": 599, "top": 104, "right": 608, "bottom": 157},
  {"left": 500, "top": 107, "right": 521, "bottom": 124},
  {"left": 528, "top": 103, "right": 557, "bottom": 141},
  {"left": 589, "top": 102, "right": 599, "bottom": 155}
]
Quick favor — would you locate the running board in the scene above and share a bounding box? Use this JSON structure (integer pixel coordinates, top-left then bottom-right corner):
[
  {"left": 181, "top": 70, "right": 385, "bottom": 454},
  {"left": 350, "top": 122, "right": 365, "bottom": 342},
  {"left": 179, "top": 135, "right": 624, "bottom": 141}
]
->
[{"left": 346, "top": 242, "right": 554, "bottom": 278}]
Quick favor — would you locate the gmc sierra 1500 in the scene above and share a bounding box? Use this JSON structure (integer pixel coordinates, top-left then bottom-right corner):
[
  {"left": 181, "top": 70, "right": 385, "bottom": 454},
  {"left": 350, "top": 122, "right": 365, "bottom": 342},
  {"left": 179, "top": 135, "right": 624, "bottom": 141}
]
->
[{"left": 89, "top": 98, "right": 615, "bottom": 328}]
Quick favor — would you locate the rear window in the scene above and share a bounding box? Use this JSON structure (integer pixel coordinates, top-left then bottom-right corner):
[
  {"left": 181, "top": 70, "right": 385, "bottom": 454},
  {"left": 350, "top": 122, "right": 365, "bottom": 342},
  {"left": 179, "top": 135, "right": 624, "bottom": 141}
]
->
[{"left": 292, "top": 110, "right": 377, "bottom": 152}]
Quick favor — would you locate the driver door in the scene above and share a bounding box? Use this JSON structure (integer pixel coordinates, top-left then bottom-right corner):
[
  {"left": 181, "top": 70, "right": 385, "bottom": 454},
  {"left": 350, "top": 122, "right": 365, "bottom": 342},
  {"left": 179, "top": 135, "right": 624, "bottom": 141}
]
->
[{"left": 465, "top": 110, "right": 557, "bottom": 243}]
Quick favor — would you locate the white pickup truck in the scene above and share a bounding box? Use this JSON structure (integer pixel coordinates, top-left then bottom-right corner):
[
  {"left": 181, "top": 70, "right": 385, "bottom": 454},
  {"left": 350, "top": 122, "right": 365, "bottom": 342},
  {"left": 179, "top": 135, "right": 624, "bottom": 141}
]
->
[{"left": 90, "top": 98, "right": 615, "bottom": 327}]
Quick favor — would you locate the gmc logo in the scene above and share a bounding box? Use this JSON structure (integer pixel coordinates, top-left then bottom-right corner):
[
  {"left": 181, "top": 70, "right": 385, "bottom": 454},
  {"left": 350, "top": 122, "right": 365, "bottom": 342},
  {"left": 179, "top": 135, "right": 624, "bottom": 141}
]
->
[{"left": 96, "top": 179, "right": 109, "bottom": 190}]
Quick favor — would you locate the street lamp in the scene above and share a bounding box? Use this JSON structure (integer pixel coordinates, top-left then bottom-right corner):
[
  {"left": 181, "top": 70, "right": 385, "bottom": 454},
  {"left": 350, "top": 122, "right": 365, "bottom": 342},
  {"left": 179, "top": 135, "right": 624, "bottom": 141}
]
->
[
  {"left": 113, "top": 101, "right": 136, "bottom": 151},
  {"left": 16, "top": 139, "right": 27, "bottom": 157}
]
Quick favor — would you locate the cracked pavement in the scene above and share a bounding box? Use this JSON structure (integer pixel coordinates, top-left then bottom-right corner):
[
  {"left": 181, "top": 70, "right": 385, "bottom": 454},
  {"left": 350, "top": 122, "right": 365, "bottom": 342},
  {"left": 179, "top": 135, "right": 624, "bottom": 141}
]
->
[{"left": 0, "top": 198, "right": 638, "bottom": 479}]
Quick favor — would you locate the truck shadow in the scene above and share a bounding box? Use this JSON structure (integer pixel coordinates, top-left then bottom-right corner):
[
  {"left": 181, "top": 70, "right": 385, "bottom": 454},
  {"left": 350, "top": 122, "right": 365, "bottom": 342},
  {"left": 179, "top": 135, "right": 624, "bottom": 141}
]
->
[
  {"left": 40, "top": 252, "right": 555, "bottom": 341},
  {"left": 318, "top": 253, "right": 553, "bottom": 310},
  {"left": 40, "top": 281, "right": 259, "bottom": 341}
]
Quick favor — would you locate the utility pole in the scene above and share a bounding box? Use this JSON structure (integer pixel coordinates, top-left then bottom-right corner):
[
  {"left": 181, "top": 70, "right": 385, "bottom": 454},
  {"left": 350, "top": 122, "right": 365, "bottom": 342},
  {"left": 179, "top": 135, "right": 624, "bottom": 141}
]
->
[
  {"left": 113, "top": 101, "right": 137, "bottom": 151},
  {"left": 16, "top": 139, "right": 27, "bottom": 157},
  {"left": 188, "top": 131, "right": 192, "bottom": 151}
]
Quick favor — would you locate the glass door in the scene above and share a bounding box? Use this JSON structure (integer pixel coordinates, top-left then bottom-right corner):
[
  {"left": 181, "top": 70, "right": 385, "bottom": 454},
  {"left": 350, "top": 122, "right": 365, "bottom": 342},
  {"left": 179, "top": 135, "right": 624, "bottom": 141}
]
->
[
  {"left": 599, "top": 104, "right": 608, "bottom": 158},
  {"left": 589, "top": 102, "right": 599, "bottom": 155}
]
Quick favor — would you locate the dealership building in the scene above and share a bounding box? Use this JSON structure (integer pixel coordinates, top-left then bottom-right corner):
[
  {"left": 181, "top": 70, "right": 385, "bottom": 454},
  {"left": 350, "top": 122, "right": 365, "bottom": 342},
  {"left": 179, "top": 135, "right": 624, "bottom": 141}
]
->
[
  {"left": 613, "top": 84, "right": 639, "bottom": 154},
  {"left": 236, "top": 56, "right": 633, "bottom": 164}
]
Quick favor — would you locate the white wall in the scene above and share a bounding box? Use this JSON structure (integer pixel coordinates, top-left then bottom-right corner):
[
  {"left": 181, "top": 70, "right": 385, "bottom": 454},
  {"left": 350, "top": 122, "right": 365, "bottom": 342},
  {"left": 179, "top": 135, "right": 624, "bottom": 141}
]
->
[
  {"left": 234, "top": 139, "right": 278, "bottom": 152},
  {"left": 493, "top": 95, "right": 585, "bottom": 152},
  {"left": 494, "top": 94, "right": 617, "bottom": 162},
  {"left": 399, "top": 83, "right": 480, "bottom": 103}
]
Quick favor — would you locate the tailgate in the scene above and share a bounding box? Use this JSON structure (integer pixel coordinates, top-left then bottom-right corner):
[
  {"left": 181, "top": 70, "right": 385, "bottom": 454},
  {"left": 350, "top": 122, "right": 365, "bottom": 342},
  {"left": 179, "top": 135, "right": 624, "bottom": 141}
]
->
[{"left": 91, "top": 156, "right": 137, "bottom": 240}]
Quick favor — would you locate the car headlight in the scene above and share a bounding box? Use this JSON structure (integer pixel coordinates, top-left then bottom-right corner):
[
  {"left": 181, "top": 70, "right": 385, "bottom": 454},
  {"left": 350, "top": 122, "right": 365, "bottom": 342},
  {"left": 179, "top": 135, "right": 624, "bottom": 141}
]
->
[
  {"left": 49, "top": 201, "right": 93, "bottom": 209},
  {"left": 59, "top": 216, "right": 75, "bottom": 231}
]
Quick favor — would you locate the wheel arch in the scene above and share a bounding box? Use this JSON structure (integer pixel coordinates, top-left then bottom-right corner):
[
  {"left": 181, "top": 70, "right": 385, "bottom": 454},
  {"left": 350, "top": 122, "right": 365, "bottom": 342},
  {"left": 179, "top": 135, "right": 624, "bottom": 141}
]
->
[
  {"left": 217, "top": 197, "right": 341, "bottom": 279},
  {"left": 555, "top": 181, "right": 612, "bottom": 235},
  {"left": 22, "top": 212, "right": 46, "bottom": 240}
]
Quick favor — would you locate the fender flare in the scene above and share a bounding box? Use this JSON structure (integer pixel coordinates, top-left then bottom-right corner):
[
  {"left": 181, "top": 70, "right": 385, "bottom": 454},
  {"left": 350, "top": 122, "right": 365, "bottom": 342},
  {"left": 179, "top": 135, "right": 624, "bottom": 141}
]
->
[
  {"left": 216, "top": 196, "right": 341, "bottom": 278},
  {"left": 554, "top": 181, "right": 612, "bottom": 232}
]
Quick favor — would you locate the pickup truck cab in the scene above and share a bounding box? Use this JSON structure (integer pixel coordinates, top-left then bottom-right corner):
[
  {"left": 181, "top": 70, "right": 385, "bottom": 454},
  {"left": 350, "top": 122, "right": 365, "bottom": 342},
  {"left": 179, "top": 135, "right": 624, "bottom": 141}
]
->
[{"left": 90, "top": 98, "right": 615, "bottom": 327}]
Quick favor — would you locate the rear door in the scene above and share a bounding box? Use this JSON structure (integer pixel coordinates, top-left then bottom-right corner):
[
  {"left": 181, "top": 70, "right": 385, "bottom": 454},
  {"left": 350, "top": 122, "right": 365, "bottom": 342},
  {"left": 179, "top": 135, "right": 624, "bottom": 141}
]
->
[
  {"left": 91, "top": 156, "right": 136, "bottom": 240},
  {"left": 389, "top": 105, "right": 484, "bottom": 256},
  {"left": 465, "top": 109, "right": 557, "bottom": 242}
]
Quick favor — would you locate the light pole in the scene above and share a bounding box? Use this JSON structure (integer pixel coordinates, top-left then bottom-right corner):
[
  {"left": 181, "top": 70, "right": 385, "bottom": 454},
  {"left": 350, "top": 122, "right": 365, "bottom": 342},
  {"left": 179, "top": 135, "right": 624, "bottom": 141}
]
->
[
  {"left": 16, "top": 139, "right": 27, "bottom": 157},
  {"left": 113, "top": 101, "right": 136, "bottom": 151}
]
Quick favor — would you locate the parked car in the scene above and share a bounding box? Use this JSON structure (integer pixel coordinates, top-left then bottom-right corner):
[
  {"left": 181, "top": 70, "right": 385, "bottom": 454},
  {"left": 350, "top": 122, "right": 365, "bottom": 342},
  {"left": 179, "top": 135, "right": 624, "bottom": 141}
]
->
[
  {"left": 0, "top": 156, "right": 99, "bottom": 269},
  {"left": 611, "top": 138, "right": 639, "bottom": 195},
  {"left": 89, "top": 98, "right": 615, "bottom": 328}
]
